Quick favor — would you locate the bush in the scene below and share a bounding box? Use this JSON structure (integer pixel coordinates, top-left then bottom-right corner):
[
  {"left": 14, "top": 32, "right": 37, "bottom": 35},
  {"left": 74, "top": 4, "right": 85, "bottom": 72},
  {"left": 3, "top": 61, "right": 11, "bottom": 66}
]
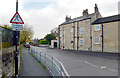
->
[{"left": 40, "top": 40, "right": 49, "bottom": 44}]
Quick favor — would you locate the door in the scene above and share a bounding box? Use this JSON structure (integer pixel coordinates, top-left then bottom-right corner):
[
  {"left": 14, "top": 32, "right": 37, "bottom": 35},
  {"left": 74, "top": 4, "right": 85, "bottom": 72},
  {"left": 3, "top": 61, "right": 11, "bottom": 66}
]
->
[{"left": 54, "top": 42, "right": 57, "bottom": 48}]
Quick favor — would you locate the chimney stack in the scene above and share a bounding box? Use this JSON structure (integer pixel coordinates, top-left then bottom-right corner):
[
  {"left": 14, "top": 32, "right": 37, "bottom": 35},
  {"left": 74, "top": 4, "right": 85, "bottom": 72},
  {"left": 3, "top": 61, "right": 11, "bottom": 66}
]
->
[
  {"left": 94, "top": 4, "right": 99, "bottom": 13},
  {"left": 83, "top": 9, "right": 89, "bottom": 16},
  {"left": 65, "top": 15, "right": 71, "bottom": 21}
]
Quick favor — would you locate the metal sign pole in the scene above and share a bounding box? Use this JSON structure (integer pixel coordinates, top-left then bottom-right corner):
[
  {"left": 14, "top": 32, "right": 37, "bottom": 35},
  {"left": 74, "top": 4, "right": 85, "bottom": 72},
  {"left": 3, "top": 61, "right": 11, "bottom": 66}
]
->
[
  {"left": 10, "top": 0, "right": 24, "bottom": 76},
  {"left": 15, "top": 0, "right": 18, "bottom": 77}
]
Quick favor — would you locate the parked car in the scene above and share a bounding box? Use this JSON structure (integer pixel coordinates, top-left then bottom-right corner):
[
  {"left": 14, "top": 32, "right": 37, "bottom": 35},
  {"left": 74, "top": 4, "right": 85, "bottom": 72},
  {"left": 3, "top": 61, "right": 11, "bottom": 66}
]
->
[{"left": 25, "top": 44, "right": 30, "bottom": 48}]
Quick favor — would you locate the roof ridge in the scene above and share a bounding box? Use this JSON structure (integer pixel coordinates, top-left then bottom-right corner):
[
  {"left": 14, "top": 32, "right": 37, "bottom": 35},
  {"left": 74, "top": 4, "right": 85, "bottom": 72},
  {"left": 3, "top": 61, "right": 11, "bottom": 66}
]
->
[
  {"left": 71, "top": 13, "right": 95, "bottom": 20},
  {"left": 92, "top": 14, "right": 120, "bottom": 25},
  {"left": 101, "top": 14, "right": 120, "bottom": 19}
]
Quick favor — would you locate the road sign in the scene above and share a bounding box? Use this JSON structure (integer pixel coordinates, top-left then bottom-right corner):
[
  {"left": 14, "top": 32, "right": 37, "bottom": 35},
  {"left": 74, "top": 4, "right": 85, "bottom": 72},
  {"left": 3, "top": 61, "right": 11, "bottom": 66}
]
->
[
  {"left": 10, "top": 12, "right": 24, "bottom": 24},
  {"left": 12, "top": 23, "right": 23, "bottom": 31}
]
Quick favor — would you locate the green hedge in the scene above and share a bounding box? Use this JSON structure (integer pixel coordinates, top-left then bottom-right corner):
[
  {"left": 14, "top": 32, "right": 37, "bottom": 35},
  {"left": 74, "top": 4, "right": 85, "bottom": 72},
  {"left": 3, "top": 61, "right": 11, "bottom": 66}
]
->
[{"left": 40, "top": 40, "right": 49, "bottom": 44}]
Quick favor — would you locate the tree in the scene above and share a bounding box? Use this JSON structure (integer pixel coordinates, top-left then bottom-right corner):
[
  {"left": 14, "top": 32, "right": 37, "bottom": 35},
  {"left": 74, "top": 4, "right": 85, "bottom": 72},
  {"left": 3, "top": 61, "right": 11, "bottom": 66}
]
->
[
  {"left": 20, "top": 24, "right": 34, "bottom": 44},
  {"left": 44, "top": 34, "right": 56, "bottom": 45},
  {"left": 4, "top": 25, "right": 12, "bottom": 29},
  {"left": 39, "top": 40, "right": 49, "bottom": 44}
]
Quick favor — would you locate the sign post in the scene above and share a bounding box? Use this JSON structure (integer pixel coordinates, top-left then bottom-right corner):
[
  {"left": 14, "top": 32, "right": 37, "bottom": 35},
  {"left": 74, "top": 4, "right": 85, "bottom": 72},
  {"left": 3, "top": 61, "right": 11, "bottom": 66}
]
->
[{"left": 10, "top": 0, "right": 24, "bottom": 77}]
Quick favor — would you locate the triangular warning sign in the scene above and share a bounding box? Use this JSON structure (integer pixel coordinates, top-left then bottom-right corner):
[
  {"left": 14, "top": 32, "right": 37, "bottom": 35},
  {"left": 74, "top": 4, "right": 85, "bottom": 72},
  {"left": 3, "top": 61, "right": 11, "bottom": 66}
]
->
[{"left": 10, "top": 12, "right": 24, "bottom": 24}]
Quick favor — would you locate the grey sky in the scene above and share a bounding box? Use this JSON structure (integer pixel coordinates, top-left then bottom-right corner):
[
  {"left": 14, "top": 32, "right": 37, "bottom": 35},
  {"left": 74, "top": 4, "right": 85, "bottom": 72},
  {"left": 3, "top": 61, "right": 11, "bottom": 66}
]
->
[{"left": 0, "top": 0, "right": 119, "bottom": 39}]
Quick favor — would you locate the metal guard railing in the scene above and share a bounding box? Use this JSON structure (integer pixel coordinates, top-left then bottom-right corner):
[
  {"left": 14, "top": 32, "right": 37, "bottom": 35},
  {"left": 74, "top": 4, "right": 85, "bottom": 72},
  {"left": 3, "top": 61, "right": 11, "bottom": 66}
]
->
[{"left": 30, "top": 48, "right": 70, "bottom": 78}]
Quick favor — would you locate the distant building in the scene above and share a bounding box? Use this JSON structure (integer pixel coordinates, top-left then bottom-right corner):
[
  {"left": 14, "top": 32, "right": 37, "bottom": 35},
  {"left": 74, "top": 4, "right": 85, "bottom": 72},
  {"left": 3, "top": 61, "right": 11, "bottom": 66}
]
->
[
  {"left": 50, "top": 40, "right": 57, "bottom": 48},
  {"left": 92, "top": 14, "right": 120, "bottom": 53},
  {"left": 58, "top": 4, "right": 102, "bottom": 51},
  {"left": 33, "top": 38, "right": 39, "bottom": 46}
]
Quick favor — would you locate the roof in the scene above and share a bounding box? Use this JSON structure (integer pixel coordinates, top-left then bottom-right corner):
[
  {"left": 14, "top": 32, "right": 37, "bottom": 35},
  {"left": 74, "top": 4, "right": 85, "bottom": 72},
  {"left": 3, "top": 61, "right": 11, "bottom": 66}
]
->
[
  {"left": 92, "top": 14, "right": 120, "bottom": 25},
  {"left": 60, "top": 13, "right": 95, "bottom": 26}
]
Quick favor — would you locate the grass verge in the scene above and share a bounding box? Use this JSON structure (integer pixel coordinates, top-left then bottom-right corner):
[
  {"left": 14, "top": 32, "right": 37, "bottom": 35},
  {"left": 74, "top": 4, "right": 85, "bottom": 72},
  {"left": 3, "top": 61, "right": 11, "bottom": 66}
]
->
[{"left": 30, "top": 53, "right": 47, "bottom": 70}]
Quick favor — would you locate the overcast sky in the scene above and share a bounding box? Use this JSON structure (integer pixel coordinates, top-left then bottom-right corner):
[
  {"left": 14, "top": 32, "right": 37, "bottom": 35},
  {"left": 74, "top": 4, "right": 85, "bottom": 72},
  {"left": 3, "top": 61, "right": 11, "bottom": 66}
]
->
[{"left": 0, "top": 0, "right": 119, "bottom": 39}]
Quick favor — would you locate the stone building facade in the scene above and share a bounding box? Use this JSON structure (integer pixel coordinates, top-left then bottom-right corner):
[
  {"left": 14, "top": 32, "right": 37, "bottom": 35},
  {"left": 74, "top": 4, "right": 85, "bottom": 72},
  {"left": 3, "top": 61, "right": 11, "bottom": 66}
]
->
[
  {"left": 92, "top": 14, "right": 120, "bottom": 53},
  {"left": 58, "top": 4, "right": 102, "bottom": 51}
]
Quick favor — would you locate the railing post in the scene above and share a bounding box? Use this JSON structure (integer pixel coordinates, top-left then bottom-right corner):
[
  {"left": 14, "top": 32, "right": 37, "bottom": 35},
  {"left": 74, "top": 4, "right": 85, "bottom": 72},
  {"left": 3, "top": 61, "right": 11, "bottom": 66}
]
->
[
  {"left": 60, "top": 64, "right": 63, "bottom": 76},
  {"left": 30, "top": 48, "right": 31, "bottom": 53},
  {"left": 35, "top": 50, "right": 36, "bottom": 56},
  {"left": 51, "top": 57, "right": 54, "bottom": 75},
  {"left": 34, "top": 50, "right": 35, "bottom": 56},
  {"left": 40, "top": 52, "right": 41, "bottom": 62},
  {"left": 35, "top": 50, "right": 36, "bottom": 57},
  {"left": 33, "top": 49, "right": 34, "bottom": 55},
  {"left": 44, "top": 53, "right": 46, "bottom": 66}
]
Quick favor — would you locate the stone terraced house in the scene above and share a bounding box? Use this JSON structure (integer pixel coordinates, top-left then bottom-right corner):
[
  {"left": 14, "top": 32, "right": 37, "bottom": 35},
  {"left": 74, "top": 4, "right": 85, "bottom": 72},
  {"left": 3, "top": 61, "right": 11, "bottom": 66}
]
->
[
  {"left": 58, "top": 4, "right": 102, "bottom": 51},
  {"left": 92, "top": 14, "right": 120, "bottom": 53},
  {"left": 58, "top": 4, "right": 120, "bottom": 53}
]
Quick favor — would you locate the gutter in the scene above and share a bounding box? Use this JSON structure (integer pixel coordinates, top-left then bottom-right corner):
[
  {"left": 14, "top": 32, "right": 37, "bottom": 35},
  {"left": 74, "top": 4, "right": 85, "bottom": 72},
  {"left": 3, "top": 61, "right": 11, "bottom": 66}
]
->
[
  {"left": 90, "top": 18, "right": 92, "bottom": 51},
  {"left": 73, "top": 22, "right": 75, "bottom": 50},
  {"left": 77, "top": 21, "right": 79, "bottom": 50},
  {"left": 101, "top": 23, "right": 104, "bottom": 52},
  {"left": 58, "top": 25, "right": 60, "bottom": 49}
]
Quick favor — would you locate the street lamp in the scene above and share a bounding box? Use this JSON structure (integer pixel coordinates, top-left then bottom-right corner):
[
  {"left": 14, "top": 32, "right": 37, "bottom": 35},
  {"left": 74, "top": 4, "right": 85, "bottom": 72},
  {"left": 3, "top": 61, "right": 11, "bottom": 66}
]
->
[
  {"left": 28, "top": 36, "right": 30, "bottom": 38},
  {"left": 28, "top": 36, "right": 31, "bottom": 44}
]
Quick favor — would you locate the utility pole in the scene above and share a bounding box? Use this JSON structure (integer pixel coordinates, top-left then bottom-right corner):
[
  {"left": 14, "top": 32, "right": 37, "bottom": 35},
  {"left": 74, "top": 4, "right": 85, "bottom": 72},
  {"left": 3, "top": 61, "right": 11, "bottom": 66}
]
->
[{"left": 15, "top": 0, "right": 18, "bottom": 77}]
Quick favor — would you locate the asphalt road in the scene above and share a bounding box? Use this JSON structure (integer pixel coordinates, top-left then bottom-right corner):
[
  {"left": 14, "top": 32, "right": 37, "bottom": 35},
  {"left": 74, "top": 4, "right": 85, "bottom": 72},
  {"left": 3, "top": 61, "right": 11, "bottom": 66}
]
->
[
  {"left": 31, "top": 46, "right": 119, "bottom": 76},
  {"left": 20, "top": 48, "right": 50, "bottom": 76}
]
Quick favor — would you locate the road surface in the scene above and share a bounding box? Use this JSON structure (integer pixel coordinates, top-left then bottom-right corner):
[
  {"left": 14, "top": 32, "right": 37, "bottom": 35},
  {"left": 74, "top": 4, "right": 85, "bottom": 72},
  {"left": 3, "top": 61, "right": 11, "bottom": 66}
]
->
[{"left": 31, "top": 46, "right": 119, "bottom": 76}]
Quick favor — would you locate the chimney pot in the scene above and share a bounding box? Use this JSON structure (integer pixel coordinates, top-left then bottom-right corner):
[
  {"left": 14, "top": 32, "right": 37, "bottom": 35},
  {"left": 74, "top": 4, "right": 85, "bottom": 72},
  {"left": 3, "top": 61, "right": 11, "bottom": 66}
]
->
[
  {"left": 83, "top": 9, "right": 89, "bottom": 16},
  {"left": 65, "top": 15, "right": 71, "bottom": 21},
  {"left": 95, "top": 4, "right": 99, "bottom": 13}
]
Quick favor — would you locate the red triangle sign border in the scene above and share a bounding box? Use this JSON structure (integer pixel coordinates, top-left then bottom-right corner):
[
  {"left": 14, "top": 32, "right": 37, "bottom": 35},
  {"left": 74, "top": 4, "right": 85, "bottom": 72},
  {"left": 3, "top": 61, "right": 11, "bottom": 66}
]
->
[{"left": 10, "top": 12, "right": 24, "bottom": 24}]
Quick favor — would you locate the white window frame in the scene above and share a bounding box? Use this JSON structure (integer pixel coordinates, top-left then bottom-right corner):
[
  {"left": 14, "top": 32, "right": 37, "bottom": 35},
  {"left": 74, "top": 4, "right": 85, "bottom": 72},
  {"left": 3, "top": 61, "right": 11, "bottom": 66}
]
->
[
  {"left": 94, "top": 37, "right": 100, "bottom": 44},
  {"left": 62, "top": 38, "right": 65, "bottom": 43},
  {"left": 80, "top": 39, "right": 84, "bottom": 45},
  {"left": 70, "top": 28, "right": 74, "bottom": 34},
  {"left": 62, "top": 30, "right": 64, "bottom": 36},
  {"left": 94, "top": 24, "right": 100, "bottom": 31},
  {"left": 80, "top": 28, "right": 84, "bottom": 34}
]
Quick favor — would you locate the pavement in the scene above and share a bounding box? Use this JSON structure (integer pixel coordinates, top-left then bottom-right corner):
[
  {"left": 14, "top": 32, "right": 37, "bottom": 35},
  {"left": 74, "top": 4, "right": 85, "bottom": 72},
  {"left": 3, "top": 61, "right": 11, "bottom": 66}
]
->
[
  {"left": 20, "top": 48, "right": 51, "bottom": 77},
  {"left": 31, "top": 46, "right": 119, "bottom": 76}
]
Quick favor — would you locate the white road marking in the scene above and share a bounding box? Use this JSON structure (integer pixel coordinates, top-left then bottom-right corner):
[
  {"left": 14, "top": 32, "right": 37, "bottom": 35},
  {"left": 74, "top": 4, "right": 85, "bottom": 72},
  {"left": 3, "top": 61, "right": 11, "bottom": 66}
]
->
[
  {"left": 84, "top": 61, "right": 98, "bottom": 68},
  {"left": 83, "top": 61, "right": 117, "bottom": 72},
  {"left": 109, "top": 69, "right": 115, "bottom": 72},
  {"left": 100, "top": 66, "right": 106, "bottom": 69}
]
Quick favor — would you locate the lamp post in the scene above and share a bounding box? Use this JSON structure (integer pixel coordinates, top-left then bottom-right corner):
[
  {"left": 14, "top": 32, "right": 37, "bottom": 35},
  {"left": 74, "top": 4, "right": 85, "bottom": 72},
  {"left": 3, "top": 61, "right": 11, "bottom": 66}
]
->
[{"left": 28, "top": 36, "right": 30, "bottom": 44}]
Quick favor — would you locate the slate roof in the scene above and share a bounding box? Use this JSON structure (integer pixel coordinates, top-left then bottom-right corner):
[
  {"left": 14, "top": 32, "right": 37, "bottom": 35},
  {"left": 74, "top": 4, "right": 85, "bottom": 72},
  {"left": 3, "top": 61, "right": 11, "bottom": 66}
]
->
[
  {"left": 60, "top": 13, "right": 96, "bottom": 26},
  {"left": 92, "top": 14, "right": 120, "bottom": 25}
]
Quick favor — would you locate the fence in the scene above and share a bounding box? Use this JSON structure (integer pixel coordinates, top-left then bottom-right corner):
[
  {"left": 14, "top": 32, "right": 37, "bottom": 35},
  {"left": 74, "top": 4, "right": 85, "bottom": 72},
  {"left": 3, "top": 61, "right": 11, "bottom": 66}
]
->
[{"left": 30, "top": 48, "right": 70, "bottom": 78}]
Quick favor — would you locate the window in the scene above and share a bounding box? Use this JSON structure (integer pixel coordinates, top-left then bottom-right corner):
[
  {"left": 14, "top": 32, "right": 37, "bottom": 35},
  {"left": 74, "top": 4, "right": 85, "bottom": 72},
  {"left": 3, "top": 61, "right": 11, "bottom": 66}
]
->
[
  {"left": 80, "top": 39, "right": 84, "bottom": 45},
  {"left": 62, "top": 38, "right": 64, "bottom": 43},
  {"left": 70, "top": 28, "right": 74, "bottom": 34},
  {"left": 62, "top": 30, "right": 64, "bottom": 35},
  {"left": 94, "top": 24, "right": 100, "bottom": 31},
  {"left": 80, "top": 28, "right": 84, "bottom": 34},
  {"left": 71, "top": 41, "right": 74, "bottom": 45},
  {"left": 94, "top": 37, "right": 100, "bottom": 44}
]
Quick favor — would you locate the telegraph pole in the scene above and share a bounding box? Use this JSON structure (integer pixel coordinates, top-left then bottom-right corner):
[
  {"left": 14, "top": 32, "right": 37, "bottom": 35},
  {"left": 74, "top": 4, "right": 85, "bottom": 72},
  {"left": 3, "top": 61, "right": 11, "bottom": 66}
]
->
[{"left": 15, "top": 0, "right": 18, "bottom": 77}]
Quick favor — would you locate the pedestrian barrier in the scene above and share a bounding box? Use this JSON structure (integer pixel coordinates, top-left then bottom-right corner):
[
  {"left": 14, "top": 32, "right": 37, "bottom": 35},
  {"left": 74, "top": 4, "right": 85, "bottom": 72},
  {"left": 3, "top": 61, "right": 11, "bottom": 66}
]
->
[{"left": 30, "top": 48, "right": 70, "bottom": 78}]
